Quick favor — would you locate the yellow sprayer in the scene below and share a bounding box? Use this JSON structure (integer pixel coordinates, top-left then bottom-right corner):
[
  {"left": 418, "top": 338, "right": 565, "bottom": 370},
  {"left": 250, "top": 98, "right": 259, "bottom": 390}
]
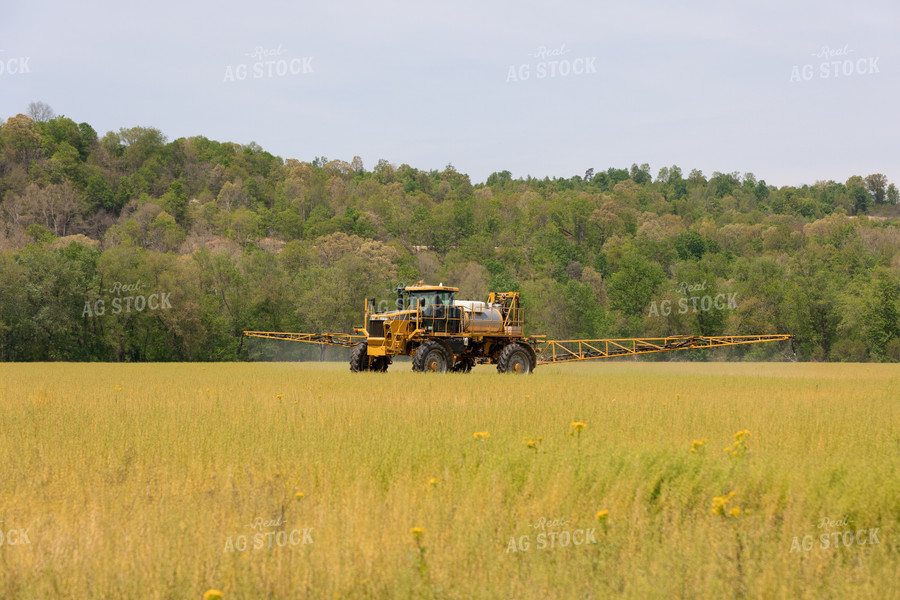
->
[{"left": 243, "top": 282, "right": 793, "bottom": 373}]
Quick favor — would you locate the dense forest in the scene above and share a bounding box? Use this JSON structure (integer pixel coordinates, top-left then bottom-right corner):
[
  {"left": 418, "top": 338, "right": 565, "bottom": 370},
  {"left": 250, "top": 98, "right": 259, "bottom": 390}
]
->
[{"left": 1, "top": 104, "right": 899, "bottom": 362}]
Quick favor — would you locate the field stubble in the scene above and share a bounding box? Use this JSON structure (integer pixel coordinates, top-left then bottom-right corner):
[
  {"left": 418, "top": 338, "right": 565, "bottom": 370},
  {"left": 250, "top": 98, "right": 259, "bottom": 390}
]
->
[{"left": 0, "top": 361, "right": 897, "bottom": 599}]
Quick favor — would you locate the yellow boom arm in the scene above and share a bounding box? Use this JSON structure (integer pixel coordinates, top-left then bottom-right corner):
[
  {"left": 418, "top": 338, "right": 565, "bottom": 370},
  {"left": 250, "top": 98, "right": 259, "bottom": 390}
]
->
[
  {"left": 242, "top": 331, "right": 365, "bottom": 347},
  {"left": 535, "top": 334, "right": 794, "bottom": 364}
]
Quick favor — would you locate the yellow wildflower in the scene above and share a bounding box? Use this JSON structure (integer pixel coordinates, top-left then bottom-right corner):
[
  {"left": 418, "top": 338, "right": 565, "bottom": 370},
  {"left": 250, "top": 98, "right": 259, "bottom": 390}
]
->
[
  {"left": 410, "top": 526, "right": 425, "bottom": 538},
  {"left": 473, "top": 431, "right": 490, "bottom": 439},
  {"left": 712, "top": 491, "right": 748, "bottom": 518},
  {"left": 595, "top": 509, "right": 609, "bottom": 522},
  {"left": 203, "top": 591, "right": 223, "bottom": 600},
  {"left": 725, "top": 430, "right": 752, "bottom": 457},
  {"left": 570, "top": 422, "right": 587, "bottom": 431},
  {"left": 710, "top": 494, "right": 730, "bottom": 516},
  {"left": 295, "top": 492, "right": 305, "bottom": 501},
  {"left": 428, "top": 478, "right": 438, "bottom": 486}
]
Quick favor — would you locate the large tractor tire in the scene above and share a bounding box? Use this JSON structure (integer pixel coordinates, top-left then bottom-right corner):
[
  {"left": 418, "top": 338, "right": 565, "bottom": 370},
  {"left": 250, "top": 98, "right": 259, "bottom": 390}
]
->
[
  {"left": 349, "top": 342, "right": 369, "bottom": 372},
  {"left": 497, "top": 343, "right": 535, "bottom": 374},
  {"left": 350, "top": 342, "right": 389, "bottom": 372},
  {"left": 412, "top": 341, "right": 452, "bottom": 373}
]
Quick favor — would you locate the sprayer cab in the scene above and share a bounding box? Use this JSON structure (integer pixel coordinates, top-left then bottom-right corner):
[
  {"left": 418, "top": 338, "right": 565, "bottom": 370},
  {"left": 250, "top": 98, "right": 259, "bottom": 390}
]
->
[{"left": 394, "top": 283, "right": 458, "bottom": 312}]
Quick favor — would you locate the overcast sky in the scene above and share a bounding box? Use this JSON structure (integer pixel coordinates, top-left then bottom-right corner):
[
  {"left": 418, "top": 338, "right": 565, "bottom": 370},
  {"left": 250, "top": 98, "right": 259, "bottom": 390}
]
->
[{"left": 2, "top": 0, "right": 897, "bottom": 187}]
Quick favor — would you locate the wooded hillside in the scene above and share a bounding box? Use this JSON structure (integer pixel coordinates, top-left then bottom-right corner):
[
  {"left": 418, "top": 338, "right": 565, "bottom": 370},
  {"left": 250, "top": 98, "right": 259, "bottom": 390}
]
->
[{"left": 1, "top": 107, "right": 898, "bottom": 362}]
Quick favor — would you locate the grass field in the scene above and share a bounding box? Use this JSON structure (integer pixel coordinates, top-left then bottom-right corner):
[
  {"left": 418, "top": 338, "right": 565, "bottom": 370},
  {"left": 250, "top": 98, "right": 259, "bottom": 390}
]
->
[{"left": 0, "top": 360, "right": 898, "bottom": 599}]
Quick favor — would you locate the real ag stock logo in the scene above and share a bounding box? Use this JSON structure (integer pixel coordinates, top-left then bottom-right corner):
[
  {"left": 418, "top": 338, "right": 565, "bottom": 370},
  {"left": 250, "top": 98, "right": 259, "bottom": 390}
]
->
[
  {"left": 505, "top": 44, "right": 597, "bottom": 83},
  {"left": 789, "top": 516, "right": 881, "bottom": 552},
  {"left": 505, "top": 515, "right": 598, "bottom": 553},
  {"left": 789, "top": 44, "right": 880, "bottom": 82},
  {"left": 223, "top": 44, "right": 313, "bottom": 82},
  {"left": 647, "top": 280, "right": 738, "bottom": 318},
  {"left": 223, "top": 515, "right": 313, "bottom": 553},
  {"left": 82, "top": 281, "right": 173, "bottom": 317}
]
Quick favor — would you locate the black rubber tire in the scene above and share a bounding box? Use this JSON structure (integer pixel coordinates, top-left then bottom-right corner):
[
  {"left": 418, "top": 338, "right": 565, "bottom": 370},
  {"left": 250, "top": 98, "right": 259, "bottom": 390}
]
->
[
  {"left": 497, "top": 343, "right": 533, "bottom": 374},
  {"left": 412, "top": 341, "right": 452, "bottom": 373},
  {"left": 451, "top": 358, "right": 475, "bottom": 373},
  {"left": 370, "top": 356, "right": 390, "bottom": 372},
  {"left": 349, "top": 342, "right": 369, "bottom": 372}
]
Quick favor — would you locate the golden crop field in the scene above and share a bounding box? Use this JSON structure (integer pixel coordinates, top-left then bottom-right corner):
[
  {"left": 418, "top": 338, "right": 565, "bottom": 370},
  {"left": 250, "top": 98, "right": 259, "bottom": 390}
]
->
[{"left": 0, "top": 360, "right": 898, "bottom": 599}]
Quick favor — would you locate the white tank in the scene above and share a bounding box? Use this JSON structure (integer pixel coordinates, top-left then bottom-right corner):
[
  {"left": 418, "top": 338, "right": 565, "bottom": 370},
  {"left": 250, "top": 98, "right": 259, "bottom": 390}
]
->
[
  {"left": 454, "top": 300, "right": 487, "bottom": 312},
  {"left": 454, "top": 300, "right": 505, "bottom": 334}
]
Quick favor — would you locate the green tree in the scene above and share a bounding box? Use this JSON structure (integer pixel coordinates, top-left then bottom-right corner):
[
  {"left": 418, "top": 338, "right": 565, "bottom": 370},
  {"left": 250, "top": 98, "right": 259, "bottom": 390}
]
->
[
  {"left": 86, "top": 174, "right": 115, "bottom": 211},
  {"left": 25, "top": 223, "right": 56, "bottom": 244},
  {"left": 485, "top": 170, "right": 512, "bottom": 187},
  {"left": 846, "top": 176, "right": 869, "bottom": 214},
  {"left": 886, "top": 183, "right": 899, "bottom": 205},
  {"left": 630, "top": 163, "right": 651, "bottom": 185},
  {"left": 863, "top": 273, "right": 900, "bottom": 360},
  {"left": 787, "top": 252, "right": 845, "bottom": 360},
  {"left": 864, "top": 174, "right": 888, "bottom": 205},
  {"left": 1, "top": 114, "right": 43, "bottom": 164},
  {"left": 118, "top": 126, "right": 167, "bottom": 174},
  {"left": 673, "top": 230, "right": 706, "bottom": 261},
  {"left": 561, "top": 280, "right": 611, "bottom": 338},
  {"left": 162, "top": 180, "right": 189, "bottom": 225},
  {"left": 607, "top": 252, "right": 665, "bottom": 316}
]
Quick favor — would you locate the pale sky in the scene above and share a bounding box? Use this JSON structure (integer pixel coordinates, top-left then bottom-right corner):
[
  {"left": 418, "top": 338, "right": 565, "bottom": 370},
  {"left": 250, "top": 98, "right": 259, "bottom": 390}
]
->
[{"left": 2, "top": 0, "right": 897, "bottom": 187}]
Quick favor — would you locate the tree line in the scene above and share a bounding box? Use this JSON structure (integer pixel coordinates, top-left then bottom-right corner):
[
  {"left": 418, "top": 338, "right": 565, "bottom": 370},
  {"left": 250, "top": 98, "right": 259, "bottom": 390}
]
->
[{"left": 1, "top": 106, "right": 898, "bottom": 362}]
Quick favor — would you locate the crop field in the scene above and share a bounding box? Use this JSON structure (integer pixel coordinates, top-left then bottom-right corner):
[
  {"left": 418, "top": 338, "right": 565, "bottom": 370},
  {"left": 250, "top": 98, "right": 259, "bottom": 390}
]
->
[{"left": 0, "top": 360, "right": 898, "bottom": 599}]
